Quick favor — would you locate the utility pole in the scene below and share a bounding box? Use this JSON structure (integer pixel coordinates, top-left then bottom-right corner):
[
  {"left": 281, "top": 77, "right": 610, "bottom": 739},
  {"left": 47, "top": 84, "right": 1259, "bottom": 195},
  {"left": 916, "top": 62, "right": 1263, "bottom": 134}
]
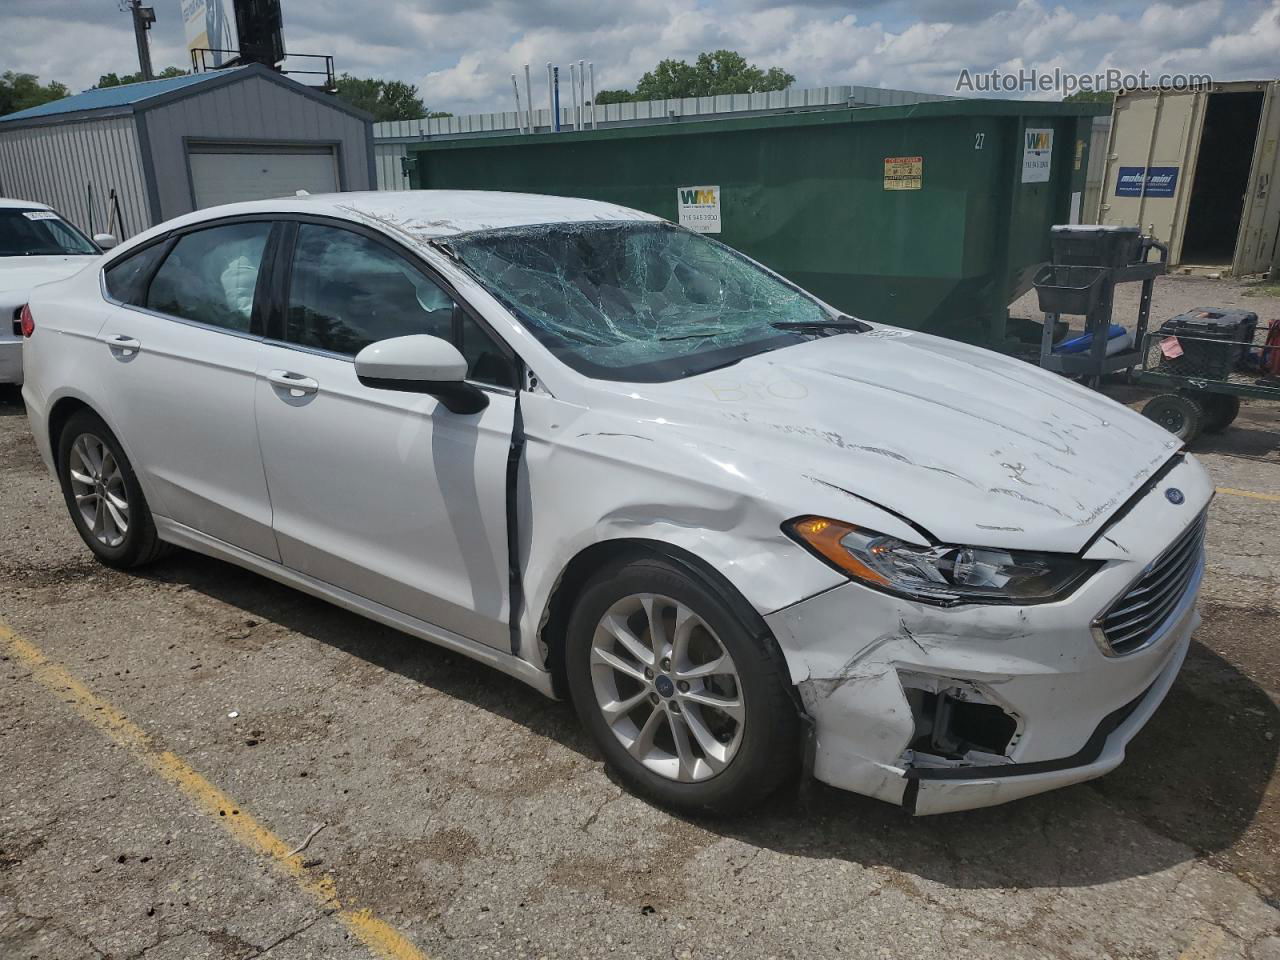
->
[{"left": 126, "top": 0, "right": 156, "bottom": 80}]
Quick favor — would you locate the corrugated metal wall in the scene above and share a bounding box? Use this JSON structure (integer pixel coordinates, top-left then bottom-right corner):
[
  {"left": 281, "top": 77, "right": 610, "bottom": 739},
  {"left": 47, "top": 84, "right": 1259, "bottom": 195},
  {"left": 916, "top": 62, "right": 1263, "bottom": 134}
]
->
[
  {"left": 1082, "top": 115, "right": 1111, "bottom": 225},
  {"left": 141, "top": 73, "right": 373, "bottom": 221},
  {"left": 0, "top": 114, "right": 151, "bottom": 238},
  {"left": 375, "top": 141, "right": 410, "bottom": 191}
]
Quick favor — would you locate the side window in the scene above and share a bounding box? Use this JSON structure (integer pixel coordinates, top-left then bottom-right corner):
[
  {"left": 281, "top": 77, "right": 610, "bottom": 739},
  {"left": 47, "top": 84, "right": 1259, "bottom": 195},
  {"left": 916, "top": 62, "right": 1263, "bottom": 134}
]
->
[
  {"left": 103, "top": 243, "right": 168, "bottom": 306},
  {"left": 286, "top": 224, "right": 453, "bottom": 356},
  {"left": 460, "top": 313, "right": 515, "bottom": 388},
  {"left": 286, "top": 223, "right": 515, "bottom": 387},
  {"left": 146, "top": 222, "right": 271, "bottom": 332}
]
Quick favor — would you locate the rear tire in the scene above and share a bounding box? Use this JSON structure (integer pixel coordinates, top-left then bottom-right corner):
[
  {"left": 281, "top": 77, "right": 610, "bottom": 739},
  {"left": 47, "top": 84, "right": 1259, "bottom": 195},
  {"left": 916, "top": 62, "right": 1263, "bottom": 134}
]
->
[
  {"left": 1142, "top": 393, "right": 1204, "bottom": 444},
  {"left": 1197, "top": 393, "right": 1240, "bottom": 433},
  {"left": 56, "top": 409, "right": 169, "bottom": 569},
  {"left": 565, "top": 555, "right": 800, "bottom": 815}
]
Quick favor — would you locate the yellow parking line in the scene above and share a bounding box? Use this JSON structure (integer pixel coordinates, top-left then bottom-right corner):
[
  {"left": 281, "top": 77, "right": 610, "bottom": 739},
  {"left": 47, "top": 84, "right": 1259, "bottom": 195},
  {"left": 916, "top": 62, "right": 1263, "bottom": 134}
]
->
[
  {"left": 0, "top": 622, "right": 431, "bottom": 960},
  {"left": 1217, "top": 487, "right": 1280, "bottom": 503}
]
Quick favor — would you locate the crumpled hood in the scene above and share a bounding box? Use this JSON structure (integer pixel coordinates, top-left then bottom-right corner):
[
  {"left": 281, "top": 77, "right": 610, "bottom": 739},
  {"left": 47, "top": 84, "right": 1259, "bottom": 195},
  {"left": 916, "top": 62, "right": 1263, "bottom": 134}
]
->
[
  {"left": 0, "top": 255, "right": 97, "bottom": 305},
  {"left": 604, "top": 327, "right": 1181, "bottom": 554}
]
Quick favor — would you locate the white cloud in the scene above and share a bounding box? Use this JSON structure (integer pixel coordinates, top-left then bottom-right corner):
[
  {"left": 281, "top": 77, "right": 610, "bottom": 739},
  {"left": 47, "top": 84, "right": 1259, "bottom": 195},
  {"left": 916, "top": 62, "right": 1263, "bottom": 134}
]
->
[{"left": 1, "top": 0, "right": 1276, "bottom": 112}]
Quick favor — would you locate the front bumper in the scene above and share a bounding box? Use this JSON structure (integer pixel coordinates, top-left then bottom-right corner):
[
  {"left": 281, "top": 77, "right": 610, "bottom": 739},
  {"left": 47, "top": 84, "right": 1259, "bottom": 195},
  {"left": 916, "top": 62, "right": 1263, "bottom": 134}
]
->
[
  {"left": 764, "top": 455, "right": 1212, "bottom": 814},
  {"left": 0, "top": 339, "right": 20, "bottom": 385}
]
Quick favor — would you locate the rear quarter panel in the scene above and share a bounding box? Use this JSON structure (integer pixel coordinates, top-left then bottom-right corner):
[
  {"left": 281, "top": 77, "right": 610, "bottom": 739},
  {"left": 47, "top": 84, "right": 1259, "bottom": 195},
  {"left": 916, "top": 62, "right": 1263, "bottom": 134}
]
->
[{"left": 21, "top": 268, "right": 122, "bottom": 475}]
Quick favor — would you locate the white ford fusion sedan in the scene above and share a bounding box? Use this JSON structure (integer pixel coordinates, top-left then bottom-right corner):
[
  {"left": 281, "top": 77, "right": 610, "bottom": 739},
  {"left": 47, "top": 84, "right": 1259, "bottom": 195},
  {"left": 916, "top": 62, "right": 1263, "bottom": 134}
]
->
[{"left": 21, "top": 191, "right": 1211, "bottom": 815}]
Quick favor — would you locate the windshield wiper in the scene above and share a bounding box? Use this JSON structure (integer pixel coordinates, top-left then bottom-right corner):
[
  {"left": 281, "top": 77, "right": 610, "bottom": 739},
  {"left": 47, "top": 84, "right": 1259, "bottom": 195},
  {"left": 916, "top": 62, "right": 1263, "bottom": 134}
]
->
[
  {"left": 771, "top": 317, "right": 871, "bottom": 335},
  {"left": 659, "top": 331, "right": 720, "bottom": 342}
]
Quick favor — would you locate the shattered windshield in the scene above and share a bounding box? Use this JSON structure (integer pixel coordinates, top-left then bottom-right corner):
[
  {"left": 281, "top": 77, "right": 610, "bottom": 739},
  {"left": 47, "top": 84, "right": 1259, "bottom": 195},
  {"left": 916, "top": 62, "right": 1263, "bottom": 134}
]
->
[{"left": 446, "top": 221, "right": 835, "bottom": 381}]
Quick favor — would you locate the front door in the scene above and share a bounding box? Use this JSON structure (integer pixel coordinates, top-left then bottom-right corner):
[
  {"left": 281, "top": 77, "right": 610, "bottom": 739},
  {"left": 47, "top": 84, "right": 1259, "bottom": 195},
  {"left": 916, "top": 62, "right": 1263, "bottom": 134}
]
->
[{"left": 254, "top": 220, "right": 518, "bottom": 648}]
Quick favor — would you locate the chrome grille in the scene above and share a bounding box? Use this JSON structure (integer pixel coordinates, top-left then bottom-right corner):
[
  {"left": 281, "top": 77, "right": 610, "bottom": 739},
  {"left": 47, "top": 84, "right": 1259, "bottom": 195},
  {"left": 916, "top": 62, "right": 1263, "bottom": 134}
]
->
[{"left": 1096, "top": 511, "right": 1206, "bottom": 656}]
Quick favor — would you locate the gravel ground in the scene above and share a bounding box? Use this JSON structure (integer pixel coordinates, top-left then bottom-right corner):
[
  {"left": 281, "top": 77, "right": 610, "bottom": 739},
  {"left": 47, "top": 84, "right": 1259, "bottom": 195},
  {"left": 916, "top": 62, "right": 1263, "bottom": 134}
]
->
[{"left": 2, "top": 278, "right": 1278, "bottom": 960}]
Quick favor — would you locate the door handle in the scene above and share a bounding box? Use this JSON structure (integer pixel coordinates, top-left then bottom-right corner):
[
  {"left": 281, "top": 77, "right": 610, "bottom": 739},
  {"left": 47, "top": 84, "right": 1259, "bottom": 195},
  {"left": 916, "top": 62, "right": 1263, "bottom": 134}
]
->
[
  {"left": 266, "top": 369, "right": 319, "bottom": 397},
  {"left": 103, "top": 334, "right": 141, "bottom": 357}
]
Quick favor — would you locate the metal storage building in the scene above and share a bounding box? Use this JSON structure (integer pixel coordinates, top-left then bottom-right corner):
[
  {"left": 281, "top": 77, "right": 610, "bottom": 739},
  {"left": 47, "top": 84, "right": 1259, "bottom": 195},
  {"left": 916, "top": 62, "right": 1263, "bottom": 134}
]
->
[
  {"left": 0, "top": 64, "right": 374, "bottom": 240},
  {"left": 1096, "top": 80, "right": 1279, "bottom": 274}
]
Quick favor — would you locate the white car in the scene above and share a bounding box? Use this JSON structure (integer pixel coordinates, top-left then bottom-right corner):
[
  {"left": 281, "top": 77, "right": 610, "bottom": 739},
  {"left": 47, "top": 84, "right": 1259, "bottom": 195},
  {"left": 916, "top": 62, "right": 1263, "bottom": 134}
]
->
[
  {"left": 0, "top": 198, "right": 114, "bottom": 385},
  {"left": 21, "top": 191, "right": 1211, "bottom": 815}
]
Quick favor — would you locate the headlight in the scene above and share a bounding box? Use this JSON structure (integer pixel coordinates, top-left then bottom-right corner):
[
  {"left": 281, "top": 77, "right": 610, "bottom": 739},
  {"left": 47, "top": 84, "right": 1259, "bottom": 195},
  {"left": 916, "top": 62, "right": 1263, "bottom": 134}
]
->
[{"left": 784, "top": 516, "right": 1098, "bottom": 605}]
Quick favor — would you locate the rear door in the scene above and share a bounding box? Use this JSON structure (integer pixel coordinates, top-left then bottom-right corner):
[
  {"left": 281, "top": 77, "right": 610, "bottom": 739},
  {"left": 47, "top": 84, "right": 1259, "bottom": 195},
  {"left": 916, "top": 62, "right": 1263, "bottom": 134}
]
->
[
  {"left": 254, "top": 218, "right": 519, "bottom": 647},
  {"left": 97, "top": 219, "right": 280, "bottom": 559},
  {"left": 1098, "top": 89, "right": 1205, "bottom": 261},
  {"left": 1232, "top": 81, "right": 1280, "bottom": 275}
]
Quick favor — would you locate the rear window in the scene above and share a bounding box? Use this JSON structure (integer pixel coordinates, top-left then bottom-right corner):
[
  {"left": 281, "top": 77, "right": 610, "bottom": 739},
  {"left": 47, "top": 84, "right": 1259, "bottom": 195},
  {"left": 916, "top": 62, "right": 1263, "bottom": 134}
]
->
[
  {"left": 0, "top": 208, "right": 97, "bottom": 257},
  {"left": 104, "top": 243, "right": 168, "bottom": 305}
]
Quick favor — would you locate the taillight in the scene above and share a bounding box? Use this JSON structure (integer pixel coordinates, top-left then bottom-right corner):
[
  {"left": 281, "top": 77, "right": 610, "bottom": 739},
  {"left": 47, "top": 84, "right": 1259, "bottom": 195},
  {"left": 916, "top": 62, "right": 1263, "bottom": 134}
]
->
[{"left": 19, "top": 304, "right": 34, "bottom": 338}]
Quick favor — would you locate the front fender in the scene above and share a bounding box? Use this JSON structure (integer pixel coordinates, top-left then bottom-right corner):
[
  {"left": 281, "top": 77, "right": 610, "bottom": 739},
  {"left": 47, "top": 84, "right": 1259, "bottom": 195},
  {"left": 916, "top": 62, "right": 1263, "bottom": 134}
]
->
[{"left": 516, "top": 392, "right": 914, "bottom": 670}]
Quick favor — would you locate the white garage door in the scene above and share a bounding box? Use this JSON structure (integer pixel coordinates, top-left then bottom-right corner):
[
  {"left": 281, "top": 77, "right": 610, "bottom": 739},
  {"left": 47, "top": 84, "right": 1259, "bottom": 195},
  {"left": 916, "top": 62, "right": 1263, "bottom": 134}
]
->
[{"left": 189, "top": 146, "right": 339, "bottom": 209}]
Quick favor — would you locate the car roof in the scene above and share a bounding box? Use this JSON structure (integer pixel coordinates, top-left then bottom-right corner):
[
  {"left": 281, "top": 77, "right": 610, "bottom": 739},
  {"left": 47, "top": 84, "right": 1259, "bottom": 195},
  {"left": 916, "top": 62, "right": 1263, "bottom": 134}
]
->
[
  {"left": 155, "top": 190, "right": 662, "bottom": 242},
  {"left": 0, "top": 197, "right": 53, "bottom": 211}
]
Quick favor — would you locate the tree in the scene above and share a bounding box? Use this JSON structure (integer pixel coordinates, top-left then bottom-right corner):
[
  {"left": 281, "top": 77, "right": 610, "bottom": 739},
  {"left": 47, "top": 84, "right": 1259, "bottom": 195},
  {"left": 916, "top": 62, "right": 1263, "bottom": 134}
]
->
[
  {"left": 0, "top": 72, "right": 70, "bottom": 116},
  {"left": 333, "top": 73, "right": 443, "bottom": 121},
  {"left": 620, "top": 50, "right": 794, "bottom": 101},
  {"left": 594, "top": 89, "right": 636, "bottom": 105},
  {"left": 1064, "top": 90, "right": 1115, "bottom": 104},
  {"left": 96, "top": 66, "right": 188, "bottom": 88}
]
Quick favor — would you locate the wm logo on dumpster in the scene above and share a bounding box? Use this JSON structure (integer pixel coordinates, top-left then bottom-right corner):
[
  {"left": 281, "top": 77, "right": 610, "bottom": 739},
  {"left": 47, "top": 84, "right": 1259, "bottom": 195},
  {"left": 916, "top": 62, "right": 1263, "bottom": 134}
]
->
[
  {"left": 679, "top": 188, "right": 718, "bottom": 205},
  {"left": 1026, "top": 130, "right": 1052, "bottom": 151}
]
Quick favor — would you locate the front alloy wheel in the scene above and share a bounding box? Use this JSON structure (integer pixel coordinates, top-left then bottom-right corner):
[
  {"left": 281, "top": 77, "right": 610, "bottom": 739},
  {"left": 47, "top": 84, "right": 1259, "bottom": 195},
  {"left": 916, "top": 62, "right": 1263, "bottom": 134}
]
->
[
  {"left": 566, "top": 556, "right": 799, "bottom": 814},
  {"left": 589, "top": 593, "right": 744, "bottom": 783}
]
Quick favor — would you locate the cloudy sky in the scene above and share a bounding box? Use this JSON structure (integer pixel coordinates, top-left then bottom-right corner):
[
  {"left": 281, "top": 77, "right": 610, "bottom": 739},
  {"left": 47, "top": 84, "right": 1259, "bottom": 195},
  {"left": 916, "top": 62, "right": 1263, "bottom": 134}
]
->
[{"left": 4, "top": 0, "right": 1278, "bottom": 113}]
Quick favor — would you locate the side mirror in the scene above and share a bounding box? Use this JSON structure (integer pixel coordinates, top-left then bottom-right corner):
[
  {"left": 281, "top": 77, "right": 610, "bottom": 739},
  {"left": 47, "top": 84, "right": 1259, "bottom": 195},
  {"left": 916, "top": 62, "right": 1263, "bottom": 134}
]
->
[
  {"left": 354, "top": 334, "right": 488, "bottom": 414},
  {"left": 93, "top": 232, "right": 118, "bottom": 250}
]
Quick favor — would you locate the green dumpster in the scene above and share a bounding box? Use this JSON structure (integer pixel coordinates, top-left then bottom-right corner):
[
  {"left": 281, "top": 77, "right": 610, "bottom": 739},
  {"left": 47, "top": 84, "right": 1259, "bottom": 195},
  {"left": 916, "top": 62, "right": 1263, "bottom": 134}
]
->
[{"left": 407, "top": 99, "right": 1106, "bottom": 349}]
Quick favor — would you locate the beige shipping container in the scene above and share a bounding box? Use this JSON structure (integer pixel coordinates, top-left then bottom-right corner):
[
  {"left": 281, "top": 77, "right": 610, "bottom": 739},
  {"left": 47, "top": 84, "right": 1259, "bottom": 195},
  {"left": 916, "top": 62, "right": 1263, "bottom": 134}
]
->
[{"left": 1097, "top": 80, "right": 1280, "bottom": 275}]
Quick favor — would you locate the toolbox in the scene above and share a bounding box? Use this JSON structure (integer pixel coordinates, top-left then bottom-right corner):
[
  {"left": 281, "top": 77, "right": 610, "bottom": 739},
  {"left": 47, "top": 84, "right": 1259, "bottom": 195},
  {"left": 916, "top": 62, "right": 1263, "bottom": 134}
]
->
[
  {"left": 1049, "top": 225, "right": 1144, "bottom": 268},
  {"left": 1156, "top": 308, "right": 1258, "bottom": 379}
]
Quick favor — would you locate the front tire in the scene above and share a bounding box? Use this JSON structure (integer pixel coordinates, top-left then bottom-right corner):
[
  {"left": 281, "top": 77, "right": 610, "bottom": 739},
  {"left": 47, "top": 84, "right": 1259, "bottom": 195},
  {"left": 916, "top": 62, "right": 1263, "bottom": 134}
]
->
[
  {"left": 56, "top": 409, "right": 169, "bottom": 569},
  {"left": 565, "top": 555, "right": 799, "bottom": 814}
]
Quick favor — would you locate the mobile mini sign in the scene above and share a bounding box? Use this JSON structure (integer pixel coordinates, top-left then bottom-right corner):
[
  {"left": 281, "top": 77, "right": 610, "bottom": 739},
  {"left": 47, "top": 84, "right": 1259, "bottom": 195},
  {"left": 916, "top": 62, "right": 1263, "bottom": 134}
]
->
[
  {"left": 1115, "top": 166, "right": 1180, "bottom": 198},
  {"left": 677, "top": 185, "right": 722, "bottom": 234}
]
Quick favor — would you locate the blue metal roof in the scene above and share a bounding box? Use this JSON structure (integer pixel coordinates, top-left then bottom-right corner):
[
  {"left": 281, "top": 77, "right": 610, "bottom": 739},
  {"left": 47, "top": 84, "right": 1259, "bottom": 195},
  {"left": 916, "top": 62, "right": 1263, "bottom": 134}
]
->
[{"left": 0, "top": 69, "right": 245, "bottom": 124}]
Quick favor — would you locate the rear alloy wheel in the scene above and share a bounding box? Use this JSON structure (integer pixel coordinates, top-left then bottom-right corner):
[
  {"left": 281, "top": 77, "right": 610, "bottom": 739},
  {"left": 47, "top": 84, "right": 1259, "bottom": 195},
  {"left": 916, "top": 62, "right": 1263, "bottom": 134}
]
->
[
  {"left": 67, "top": 433, "right": 130, "bottom": 548},
  {"left": 566, "top": 556, "right": 799, "bottom": 814},
  {"left": 1142, "top": 392, "right": 1204, "bottom": 444},
  {"left": 57, "top": 409, "right": 169, "bottom": 569}
]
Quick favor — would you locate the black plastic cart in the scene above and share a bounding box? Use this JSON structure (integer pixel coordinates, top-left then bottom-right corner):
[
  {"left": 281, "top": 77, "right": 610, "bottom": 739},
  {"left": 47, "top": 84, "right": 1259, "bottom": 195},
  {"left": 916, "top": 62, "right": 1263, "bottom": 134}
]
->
[{"left": 1033, "top": 225, "right": 1169, "bottom": 388}]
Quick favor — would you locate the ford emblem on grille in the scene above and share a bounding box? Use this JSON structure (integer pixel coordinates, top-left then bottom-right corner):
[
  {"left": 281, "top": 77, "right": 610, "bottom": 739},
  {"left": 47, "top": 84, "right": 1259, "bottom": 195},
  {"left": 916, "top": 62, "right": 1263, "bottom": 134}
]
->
[{"left": 1165, "top": 488, "right": 1185, "bottom": 505}]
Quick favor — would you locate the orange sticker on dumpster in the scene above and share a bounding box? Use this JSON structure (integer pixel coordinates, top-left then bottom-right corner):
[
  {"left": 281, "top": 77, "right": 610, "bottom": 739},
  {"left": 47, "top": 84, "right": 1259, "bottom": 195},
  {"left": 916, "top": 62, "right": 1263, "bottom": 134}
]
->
[{"left": 884, "top": 156, "right": 923, "bottom": 190}]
